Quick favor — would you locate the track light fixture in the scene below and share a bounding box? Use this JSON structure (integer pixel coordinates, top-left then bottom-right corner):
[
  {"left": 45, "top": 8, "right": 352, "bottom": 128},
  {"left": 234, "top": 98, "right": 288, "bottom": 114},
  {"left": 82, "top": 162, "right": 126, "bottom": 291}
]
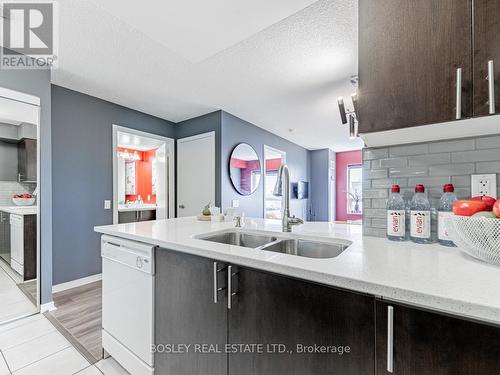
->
[{"left": 337, "top": 92, "right": 359, "bottom": 138}]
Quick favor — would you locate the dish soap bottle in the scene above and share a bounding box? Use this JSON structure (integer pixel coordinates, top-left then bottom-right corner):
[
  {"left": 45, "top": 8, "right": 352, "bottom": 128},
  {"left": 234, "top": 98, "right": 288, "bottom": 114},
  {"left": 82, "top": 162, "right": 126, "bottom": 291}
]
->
[
  {"left": 386, "top": 184, "right": 406, "bottom": 241},
  {"left": 437, "top": 184, "right": 457, "bottom": 247},
  {"left": 410, "top": 184, "right": 432, "bottom": 244}
]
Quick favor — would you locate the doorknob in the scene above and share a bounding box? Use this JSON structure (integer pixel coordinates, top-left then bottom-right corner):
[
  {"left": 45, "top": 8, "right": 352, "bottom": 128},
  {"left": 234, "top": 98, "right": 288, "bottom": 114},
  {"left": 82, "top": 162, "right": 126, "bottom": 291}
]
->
[{"left": 178, "top": 204, "right": 185, "bottom": 209}]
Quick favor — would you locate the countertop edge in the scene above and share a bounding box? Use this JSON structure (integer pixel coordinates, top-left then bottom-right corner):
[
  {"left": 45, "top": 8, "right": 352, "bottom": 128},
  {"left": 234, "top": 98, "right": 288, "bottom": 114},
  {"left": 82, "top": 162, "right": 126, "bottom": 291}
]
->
[{"left": 94, "top": 226, "right": 500, "bottom": 326}]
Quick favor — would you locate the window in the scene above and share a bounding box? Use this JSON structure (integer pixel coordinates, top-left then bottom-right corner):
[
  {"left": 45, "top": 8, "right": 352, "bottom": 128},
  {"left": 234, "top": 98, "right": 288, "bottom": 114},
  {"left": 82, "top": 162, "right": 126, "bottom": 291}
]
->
[{"left": 347, "top": 165, "right": 362, "bottom": 214}]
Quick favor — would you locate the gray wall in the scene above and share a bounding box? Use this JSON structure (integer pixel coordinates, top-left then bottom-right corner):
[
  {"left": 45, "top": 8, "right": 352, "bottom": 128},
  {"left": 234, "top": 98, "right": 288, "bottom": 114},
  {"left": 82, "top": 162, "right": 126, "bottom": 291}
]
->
[
  {"left": 221, "top": 111, "right": 310, "bottom": 219},
  {"left": 0, "top": 62, "right": 52, "bottom": 304},
  {"left": 175, "top": 111, "right": 222, "bottom": 207},
  {"left": 51, "top": 85, "right": 176, "bottom": 285},
  {"left": 310, "top": 148, "right": 334, "bottom": 221},
  {"left": 362, "top": 136, "right": 500, "bottom": 237}
]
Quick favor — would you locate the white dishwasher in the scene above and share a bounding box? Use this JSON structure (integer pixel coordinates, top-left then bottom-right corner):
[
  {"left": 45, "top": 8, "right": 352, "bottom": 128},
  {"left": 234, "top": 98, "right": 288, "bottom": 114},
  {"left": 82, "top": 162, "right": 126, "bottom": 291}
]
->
[{"left": 101, "top": 235, "right": 156, "bottom": 375}]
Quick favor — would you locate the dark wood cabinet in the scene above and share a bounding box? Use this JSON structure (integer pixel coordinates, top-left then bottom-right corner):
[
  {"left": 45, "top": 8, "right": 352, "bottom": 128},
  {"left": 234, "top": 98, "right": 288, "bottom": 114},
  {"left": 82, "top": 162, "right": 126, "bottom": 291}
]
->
[
  {"left": 228, "top": 267, "right": 375, "bottom": 375},
  {"left": 375, "top": 300, "right": 500, "bottom": 374},
  {"left": 155, "top": 250, "right": 228, "bottom": 375},
  {"left": 473, "top": 0, "right": 500, "bottom": 117},
  {"left": 118, "top": 209, "right": 156, "bottom": 223},
  {"left": 0, "top": 211, "right": 10, "bottom": 264},
  {"left": 358, "top": 0, "right": 473, "bottom": 133},
  {"left": 17, "top": 139, "right": 37, "bottom": 183},
  {"left": 22, "top": 214, "right": 37, "bottom": 281}
]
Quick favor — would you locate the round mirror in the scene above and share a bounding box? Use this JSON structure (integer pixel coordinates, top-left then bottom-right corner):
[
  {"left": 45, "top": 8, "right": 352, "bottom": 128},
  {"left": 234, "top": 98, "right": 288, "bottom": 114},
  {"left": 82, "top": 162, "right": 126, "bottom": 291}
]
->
[{"left": 229, "top": 143, "right": 262, "bottom": 195}]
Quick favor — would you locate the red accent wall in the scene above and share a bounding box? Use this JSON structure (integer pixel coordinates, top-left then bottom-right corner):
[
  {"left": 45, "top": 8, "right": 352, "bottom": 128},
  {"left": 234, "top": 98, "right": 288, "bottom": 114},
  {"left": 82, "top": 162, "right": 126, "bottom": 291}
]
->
[
  {"left": 336, "top": 150, "right": 362, "bottom": 221},
  {"left": 119, "top": 147, "right": 157, "bottom": 203}
]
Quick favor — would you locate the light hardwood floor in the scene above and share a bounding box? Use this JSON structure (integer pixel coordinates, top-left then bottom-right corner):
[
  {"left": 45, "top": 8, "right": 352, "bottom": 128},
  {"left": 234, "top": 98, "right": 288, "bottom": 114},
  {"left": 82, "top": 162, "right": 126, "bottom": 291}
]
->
[{"left": 49, "top": 281, "right": 102, "bottom": 362}]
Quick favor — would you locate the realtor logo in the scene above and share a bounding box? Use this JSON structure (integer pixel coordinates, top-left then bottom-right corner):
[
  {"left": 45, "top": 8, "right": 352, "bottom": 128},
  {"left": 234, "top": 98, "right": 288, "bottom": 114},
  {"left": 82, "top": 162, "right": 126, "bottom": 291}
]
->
[{"left": 0, "top": 1, "right": 58, "bottom": 69}]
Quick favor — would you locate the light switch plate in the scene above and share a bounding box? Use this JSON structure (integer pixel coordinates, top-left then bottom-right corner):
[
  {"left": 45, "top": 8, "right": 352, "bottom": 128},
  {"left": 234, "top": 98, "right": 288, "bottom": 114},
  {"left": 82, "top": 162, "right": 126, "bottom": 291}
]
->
[
  {"left": 231, "top": 199, "right": 240, "bottom": 208},
  {"left": 104, "top": 200, "right": 112, "bottom": 210},
  {"left": 471, "top": 174, "right": 497, "bottom": 198}
]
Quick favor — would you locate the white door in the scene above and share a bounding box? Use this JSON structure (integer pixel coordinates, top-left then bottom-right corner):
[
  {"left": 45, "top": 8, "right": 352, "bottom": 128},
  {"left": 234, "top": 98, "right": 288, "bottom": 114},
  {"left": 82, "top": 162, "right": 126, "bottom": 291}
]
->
[{"left": 177, "top": 132, "right": 215, "bottom": 217}]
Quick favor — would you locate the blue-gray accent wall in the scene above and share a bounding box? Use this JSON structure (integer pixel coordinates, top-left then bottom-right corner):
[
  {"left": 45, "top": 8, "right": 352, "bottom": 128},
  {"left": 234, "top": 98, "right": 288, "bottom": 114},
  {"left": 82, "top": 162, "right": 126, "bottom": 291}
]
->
[
  {"left": 310, "top": 149, "right": 335, "bottom": 221},
  {"left": 0, "top": 63, "right": 52, "bottom": 304},
  {"left": 221, "top": 112, "right": 311, "bottom": 219},
  {"left": 51, "top": 85, "right": 176, "bottom": 285}
]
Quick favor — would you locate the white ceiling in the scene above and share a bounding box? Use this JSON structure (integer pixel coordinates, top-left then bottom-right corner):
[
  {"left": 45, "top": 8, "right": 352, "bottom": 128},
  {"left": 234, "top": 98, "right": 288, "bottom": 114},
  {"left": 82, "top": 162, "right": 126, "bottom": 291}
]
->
[{"left": 52, "top": 0, "right": 362, "bottom": 152}]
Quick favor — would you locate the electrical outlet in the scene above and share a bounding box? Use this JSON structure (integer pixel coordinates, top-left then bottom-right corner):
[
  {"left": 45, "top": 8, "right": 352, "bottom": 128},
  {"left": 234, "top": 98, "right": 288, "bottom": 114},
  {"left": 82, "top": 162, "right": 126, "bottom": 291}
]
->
[
  {"left": 104, "top": 200, "right": 112, "bottom": 210},
  {"left": 471, "top": 174, "right": 497, "bottom": 198},
  {"left": 231, "top": 199, "right": 240, "bottom": 208}
]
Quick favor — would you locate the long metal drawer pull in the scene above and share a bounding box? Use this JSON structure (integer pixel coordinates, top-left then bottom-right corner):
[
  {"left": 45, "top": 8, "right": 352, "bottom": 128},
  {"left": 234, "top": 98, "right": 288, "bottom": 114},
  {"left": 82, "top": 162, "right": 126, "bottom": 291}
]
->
[
  {"left": 488, "top": 60, "right": 495, "bottom": 114},
  {"left": 387, "top": 305, "right": 394, "bottom": 373},
  {"left": 456, "top": 67, "right": 462, "bottom": 120},
  {"left": 227, "top": 265, "right": 238, "bottom": 309},
  {"left": 213, "top": 262, "right": 225, "bottom": 304}
]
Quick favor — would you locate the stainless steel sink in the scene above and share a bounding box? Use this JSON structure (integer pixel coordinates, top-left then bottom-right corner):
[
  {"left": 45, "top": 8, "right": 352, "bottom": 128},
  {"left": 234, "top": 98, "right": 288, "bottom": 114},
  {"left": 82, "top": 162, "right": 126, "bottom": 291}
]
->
[
  {"left": 200, "top": 231, "right": 277, "bottom": 248},
  {"left": 260, "top": 238, "right": 348, "bottom": 258}
]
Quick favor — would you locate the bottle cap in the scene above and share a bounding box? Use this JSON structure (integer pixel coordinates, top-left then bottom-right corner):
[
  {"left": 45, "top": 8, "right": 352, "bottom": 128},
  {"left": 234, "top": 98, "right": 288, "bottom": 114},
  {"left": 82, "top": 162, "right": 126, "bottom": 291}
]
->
[
  {"left": 391, "top": 184, "right": 400, "bottom": 193},
  {"left": 443, "top": 183, "right": 454, "bottom": 193},
  {"left": 415, "top": 184, "right": 425, "bottom": 193}
]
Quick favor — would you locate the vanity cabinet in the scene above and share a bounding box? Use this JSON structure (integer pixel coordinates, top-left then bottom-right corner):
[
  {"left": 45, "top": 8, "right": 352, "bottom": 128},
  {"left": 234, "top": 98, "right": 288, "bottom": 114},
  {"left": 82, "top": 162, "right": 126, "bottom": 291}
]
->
[
  {"left": 118, "top": 209, "right": 156, "bottom": 224},
  {"left": 375, "top": 300, "right": 500, "bottom": 374},
  {"left": 155, "top": 248, "right": 375, "bottom": 375},
  {"left": 17, "top": 139, "right": 37, "bottom": 182}
]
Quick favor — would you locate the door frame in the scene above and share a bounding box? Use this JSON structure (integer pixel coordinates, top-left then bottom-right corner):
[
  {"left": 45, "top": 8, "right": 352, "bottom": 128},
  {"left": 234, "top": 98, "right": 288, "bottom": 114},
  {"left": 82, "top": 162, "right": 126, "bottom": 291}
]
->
[
  {"left": 263, "top": 145, "right": 286, "bottom": 219},
  {"left": 0, "top": 86, "right": 41, "bottom": 318},
  {"left": 112, "top": 125, "right": 175, "bottom": 224},
  {"left": 176, "top": 131, "right": 215, "bottom": 217}
]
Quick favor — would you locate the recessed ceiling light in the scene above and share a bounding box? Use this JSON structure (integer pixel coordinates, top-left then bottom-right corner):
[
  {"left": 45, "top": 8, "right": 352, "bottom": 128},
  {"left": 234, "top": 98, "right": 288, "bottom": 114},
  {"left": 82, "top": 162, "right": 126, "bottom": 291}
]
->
[
  {"left": 288, "top": 128, "right": 296, "bottom": 132},
  {"left": 133, "top": 137, "right": 140, "bottom": 145}
]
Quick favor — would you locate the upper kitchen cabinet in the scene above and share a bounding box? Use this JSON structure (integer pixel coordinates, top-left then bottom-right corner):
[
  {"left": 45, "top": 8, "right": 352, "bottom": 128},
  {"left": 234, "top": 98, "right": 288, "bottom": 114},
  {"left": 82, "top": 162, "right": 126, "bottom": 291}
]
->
[
  {"left": 473, "top": 0, "right": 500, "bottom": 117},
  {"left": 358, "top": 0, "right": 473, "bottom": 134},
  {"left": 18, "top": 139, "right": 37, "bottom": 183}
]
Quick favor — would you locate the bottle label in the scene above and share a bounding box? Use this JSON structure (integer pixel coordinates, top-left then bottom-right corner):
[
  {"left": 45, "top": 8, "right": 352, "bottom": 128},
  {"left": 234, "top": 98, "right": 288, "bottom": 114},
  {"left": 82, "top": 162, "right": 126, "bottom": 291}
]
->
[
  {"left": 387, "top": 210, "right": 405, "bottom": 237},
  {"left": 410, "top": 210, "right": 431, "bottom": 238},
  {"left": 438, "top": 212, "right": 452, "bottom": 241}
]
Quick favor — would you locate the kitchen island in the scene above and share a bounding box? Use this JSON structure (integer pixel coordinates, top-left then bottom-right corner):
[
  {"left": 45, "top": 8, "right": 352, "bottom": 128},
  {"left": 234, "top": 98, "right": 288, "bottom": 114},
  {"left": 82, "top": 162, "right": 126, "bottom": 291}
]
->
[{"left": 95, "top": 217, "right": 500, "bottom": 375}]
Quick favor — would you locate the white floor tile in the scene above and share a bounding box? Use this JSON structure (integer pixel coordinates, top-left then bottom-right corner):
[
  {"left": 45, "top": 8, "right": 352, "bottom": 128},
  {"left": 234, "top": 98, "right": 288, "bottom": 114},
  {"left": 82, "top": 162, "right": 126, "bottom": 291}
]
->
[
  {"left": 95, "top": 358, "right": 130, "bottom": 375},
  {"left": 0, "top": 300, "right": 38, "bottom": 324},
  {"left": 12, "top": 347, "right": 89, "bottom": 375},
  {"left": 0, "top": 316, "right": 56, "bottom": 350},
  {"left": 0, "top": 355, "right": 10, "bottom": 375},
  {"left": 0, "top": 314, "right": 43, "bottom": 334},
  {"left": 4, "top": 330, "right": 70, "bottom": 371},
  {"left": 75, "top": 366, "right": 102, "bottom": 375}
]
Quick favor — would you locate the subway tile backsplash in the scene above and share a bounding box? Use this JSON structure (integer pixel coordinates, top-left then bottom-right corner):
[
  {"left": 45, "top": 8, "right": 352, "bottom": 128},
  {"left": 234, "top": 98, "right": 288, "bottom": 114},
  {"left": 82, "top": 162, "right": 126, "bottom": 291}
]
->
[
  {"left": 0, "top": 181, "right": 35, "bottom": 206},
  {"left": 362, "top": 135, "right": 500, "bottom": 237}
]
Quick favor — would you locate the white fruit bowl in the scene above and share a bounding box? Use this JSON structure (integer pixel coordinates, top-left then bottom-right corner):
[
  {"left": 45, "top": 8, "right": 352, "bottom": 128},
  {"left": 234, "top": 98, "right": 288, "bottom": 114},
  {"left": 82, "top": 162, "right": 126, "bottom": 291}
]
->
[
  {"left": 12, "top": 197, "right": 36, "bottom": 206},
  {"left": 448, "top": 215, "right": 500, "bottom": 266}
]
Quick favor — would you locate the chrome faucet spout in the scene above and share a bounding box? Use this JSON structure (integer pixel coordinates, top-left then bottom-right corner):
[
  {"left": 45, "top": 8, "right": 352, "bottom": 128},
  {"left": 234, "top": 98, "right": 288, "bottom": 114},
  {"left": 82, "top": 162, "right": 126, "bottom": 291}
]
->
[{"left": 273, "top": 164, "right": 304, "bottom": 232}]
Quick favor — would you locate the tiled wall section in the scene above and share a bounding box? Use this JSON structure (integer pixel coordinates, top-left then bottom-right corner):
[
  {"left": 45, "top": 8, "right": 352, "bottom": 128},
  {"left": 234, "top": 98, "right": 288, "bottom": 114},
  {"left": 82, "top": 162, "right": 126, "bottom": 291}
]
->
[
  {"left": 362, "top": 135, "right": 500, "bottom": 237},
  {"left": 0, "top": 181, "right": 36, "bottom": 206}
]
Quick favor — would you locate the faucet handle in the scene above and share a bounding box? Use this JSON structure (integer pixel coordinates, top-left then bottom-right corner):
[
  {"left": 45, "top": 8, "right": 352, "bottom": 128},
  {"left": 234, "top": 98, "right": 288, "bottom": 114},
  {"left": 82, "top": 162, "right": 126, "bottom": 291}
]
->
[{"left": 234, "top": 216, "right": 242, "bottom": 228}]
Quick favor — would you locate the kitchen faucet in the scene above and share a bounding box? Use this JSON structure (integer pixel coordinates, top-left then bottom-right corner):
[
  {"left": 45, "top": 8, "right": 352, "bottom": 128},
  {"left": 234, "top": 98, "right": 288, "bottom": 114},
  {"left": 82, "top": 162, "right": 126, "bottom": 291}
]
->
[{"left": 273, "top": 164, "right": 304, "bottom": 232}]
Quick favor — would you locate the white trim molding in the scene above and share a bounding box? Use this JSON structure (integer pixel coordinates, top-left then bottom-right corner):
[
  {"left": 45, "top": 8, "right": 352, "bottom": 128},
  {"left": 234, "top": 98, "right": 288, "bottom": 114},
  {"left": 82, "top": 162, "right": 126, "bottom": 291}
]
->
[
  {"left": 40, "top": 302, "right": 57, "bottom": 313},
  {"left": 52, "top": 273, "right": 102, "bottom": 294}
]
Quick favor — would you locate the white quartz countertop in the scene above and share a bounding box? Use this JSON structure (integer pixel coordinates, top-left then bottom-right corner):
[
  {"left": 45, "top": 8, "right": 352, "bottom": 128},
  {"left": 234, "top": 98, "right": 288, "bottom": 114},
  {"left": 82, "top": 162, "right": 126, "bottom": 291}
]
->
[
  {"left": 0, "top": 206, "right": 37, "bottom": 215},
  {"left": 117, "top": 204, "right": 157, "bottom": 212},
  {"left": 94, "top": 217, "right": 500, "bottom": 325}
]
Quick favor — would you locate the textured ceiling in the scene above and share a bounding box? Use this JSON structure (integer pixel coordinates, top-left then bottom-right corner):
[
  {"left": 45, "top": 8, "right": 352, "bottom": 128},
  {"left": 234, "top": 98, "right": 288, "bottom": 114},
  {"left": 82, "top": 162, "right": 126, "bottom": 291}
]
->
[{"left": 52, "top": 0, "right": 362, "bottom": 151}]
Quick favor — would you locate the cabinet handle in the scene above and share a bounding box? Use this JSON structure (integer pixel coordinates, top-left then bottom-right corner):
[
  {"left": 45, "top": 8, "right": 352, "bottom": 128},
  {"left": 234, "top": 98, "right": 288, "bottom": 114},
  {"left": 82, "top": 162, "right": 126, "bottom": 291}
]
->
[
  {"left": 227, "top": 265, "right": 238, "bottom": 309},
  {"left": 456, "top": 67, "right": 462, "bottom": 120},
  {"left": 387, "top": 305, "right": 394, "bottom": 373},
  {"left": 488, "top": 60, "right": 495, "bottom": 114},
  {"left": 213, "top": 261, "right": 226, "bottom": 304}
]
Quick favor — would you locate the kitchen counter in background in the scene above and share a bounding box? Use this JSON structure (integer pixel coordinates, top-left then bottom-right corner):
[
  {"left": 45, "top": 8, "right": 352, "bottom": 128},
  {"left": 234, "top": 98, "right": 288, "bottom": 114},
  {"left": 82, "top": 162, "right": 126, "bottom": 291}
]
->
[
  {"left": 95, "top": 217, "right": 500, "bottom": 325},
  {"left": 0, "top": 206, "right": 37, "bottom": 215},
  {"left": 117, "top": 203, "right": 157, "bottom": 212}
]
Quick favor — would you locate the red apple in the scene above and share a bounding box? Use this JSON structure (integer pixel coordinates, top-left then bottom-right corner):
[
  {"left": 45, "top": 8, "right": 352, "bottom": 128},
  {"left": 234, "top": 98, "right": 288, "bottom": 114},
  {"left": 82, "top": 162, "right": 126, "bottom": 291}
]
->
[
  {"left": 453, "top": 200, "right": 488, "bottom": 216},
  {"left": 493, "top": 199, "right": 500, "bottom": 218},
  {"left": 471, "top": 196, "right": 496, "bottom": 211}
]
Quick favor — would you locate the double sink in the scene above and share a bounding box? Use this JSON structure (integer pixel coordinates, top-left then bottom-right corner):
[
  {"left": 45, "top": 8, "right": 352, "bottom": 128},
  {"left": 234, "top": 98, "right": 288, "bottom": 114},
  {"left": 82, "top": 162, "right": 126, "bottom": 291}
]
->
[{"left": 196, "top": 230, "right": 350, "bottom": 259}]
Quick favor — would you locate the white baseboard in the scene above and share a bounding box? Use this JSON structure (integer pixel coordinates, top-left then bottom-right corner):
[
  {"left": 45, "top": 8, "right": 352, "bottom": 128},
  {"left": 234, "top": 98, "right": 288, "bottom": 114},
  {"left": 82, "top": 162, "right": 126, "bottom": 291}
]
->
[
  {"left": 52, "top": 273, "right": 102, "bottom": 294},
  {"left": 40, "top": 301, "right": 56, "bottom": 313}
]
